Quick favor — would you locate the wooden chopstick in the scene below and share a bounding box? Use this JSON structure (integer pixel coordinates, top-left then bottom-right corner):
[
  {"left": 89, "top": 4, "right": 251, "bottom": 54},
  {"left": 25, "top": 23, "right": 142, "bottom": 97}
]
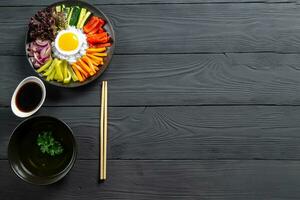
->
[
  {"left": 103, "top": 81, "right": 108, "bottom": 180},
  {"left": 100, "top": 81, "right": 105, "bottom": 180},
  {"left": 100, "top": 81, "right": 108, "bottom": 181}
]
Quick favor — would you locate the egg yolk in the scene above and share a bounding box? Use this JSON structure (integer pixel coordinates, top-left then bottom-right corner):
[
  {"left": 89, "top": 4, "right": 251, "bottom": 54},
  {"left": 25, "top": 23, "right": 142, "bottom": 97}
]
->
[{"left": 58, "top": 32, "right": 79, "bottom": 51}]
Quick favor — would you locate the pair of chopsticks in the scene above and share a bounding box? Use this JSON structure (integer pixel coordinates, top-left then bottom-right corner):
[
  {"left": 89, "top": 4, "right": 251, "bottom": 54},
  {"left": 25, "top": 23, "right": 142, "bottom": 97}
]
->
[{"left": 100, "top": 81, "right": 108, "bottom": 181}]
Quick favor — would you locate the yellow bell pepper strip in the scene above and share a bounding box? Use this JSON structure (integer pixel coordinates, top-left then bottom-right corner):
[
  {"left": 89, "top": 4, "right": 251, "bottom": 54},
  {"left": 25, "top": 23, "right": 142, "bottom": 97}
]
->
[
  {"left": 46, "top": 69, "right": 54, "bottom": 81},
  {"left": 62, "top": 60, "right": 68, "bottom": 78},
  {"left": 43, "top": 58, "right": 57, "bottom": 76},
  {"left": 48, "top": 69, "right": 56, "bottom": 81},
  {"left": 46, "top": 70, "right": 52, "bottom": 81},
  {"left": 46, "top": 74, "right": 51, "bottom": 81},
  {"left": 53, "top": 71, "right": 59, "bottom": 81},
  {"left": 54, "top": 59, "right": 64, "bottom": 81},
  {"left": 63, "top": 70, "right": 72, "bottom": 84},
  {"left": 37, "top": 58, "right": 53, "bottom": 73},
  {"left": 62, "top": 61, "right": 71, "bottom": 84},
  {"left": 67, "top": 64, "right": 78, "bottom": 82}
]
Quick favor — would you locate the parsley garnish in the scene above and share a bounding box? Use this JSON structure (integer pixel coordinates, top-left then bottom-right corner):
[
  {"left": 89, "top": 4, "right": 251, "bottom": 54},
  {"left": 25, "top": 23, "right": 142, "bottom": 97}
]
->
[{"left": 37, "top": 131, "right": 64, "bottom": 156}]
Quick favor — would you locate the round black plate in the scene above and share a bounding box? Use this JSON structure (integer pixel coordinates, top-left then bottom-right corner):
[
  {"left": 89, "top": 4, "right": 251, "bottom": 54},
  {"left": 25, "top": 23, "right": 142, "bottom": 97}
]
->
[
  {"left": 8, "top": 116, "right": 77, "bottom": 185},
  {"left": 25, "top": 0, "right": 115, "bottom": 88}
]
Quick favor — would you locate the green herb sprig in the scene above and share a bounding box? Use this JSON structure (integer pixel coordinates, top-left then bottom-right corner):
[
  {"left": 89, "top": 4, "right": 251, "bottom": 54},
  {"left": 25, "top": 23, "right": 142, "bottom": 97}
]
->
[{"left": 37, "top": 131, "right": 64, "bottom": 156}]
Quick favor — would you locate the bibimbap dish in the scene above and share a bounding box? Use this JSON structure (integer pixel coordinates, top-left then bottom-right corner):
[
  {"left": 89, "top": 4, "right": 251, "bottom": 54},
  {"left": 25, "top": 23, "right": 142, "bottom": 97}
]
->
[{"left": 26, "top": 1, "right": 115, "bottom": 87}]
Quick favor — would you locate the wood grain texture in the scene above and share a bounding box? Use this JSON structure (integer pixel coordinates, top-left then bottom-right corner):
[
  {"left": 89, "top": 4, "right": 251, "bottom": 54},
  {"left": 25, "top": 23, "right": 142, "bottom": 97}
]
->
[
  {"left": 3, "top": 53, "right": 300, "bottom": 106},
  {"left": 2, "top": 159, "right": 300, "bottom": 199},
  {"left": 0, "top": 0, "right": 294, "bottom": 6},
  {"left": 2, "top": 3, "right": 300, "bottom": 55},
  {"left": 2, "top": 106, "right": 300, "bottom": 160}
]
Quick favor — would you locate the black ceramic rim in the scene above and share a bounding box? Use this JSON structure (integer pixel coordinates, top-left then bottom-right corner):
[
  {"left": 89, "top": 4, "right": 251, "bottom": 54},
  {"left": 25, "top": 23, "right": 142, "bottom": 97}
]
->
[
  {"left": 8, "top": 115, "right": 77, "bottom": 185},
  {"left": 25, "top": 0, "right": 116, "bottom": 88}
]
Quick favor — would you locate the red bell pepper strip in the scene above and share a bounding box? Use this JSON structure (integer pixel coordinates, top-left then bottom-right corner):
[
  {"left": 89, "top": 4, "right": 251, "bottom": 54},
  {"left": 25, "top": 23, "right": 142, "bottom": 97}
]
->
[
  {"left": 98, "top": 18, "right": 105, "bottom": 27},
  {"left": 93, "top": 43, "right": 112, "bottom": 48},
  {"left": 83, "top": 17, "right": 100, "bottom": 33},
  {"left": 84, "top": 16, "right": 98, "bottom": 28},
  {"left": 88, "top": 36, "right": 110, "bottom": 44},
  {"left": 87, "top": 33, "right": 110, "bottom": 44},
  {"left": 87, "top": 28, "right": 99, "bottom": 35},
  {"left": 88, "top": 25, "right": 105, "bottom": 36},
  {"left": 97, "top": 27, "right": 105, "bottom": 34}
]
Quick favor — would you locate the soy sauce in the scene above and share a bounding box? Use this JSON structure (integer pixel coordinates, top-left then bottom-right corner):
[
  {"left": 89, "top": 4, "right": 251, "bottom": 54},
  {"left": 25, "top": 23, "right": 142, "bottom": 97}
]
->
[{"left": 16, "top": 82, "right": 42, "bottom": 112}]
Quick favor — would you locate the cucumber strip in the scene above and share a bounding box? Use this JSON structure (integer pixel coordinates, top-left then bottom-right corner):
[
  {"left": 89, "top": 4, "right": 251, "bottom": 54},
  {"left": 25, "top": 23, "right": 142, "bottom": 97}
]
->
[
  {"left": 79, "top": 11, "right": 91, "bottom": 28},
  {"left": 67, "top": 7, "right": 74, "bottom": 24},
  {"left": 69, "top": 6, "right": 81, "bottom": 26},
  {"left": 76, "top": 8, "right": 87, "bottom": 28},
  {"left": 63, "top": 7, "right": 70, "bottom": 18}
]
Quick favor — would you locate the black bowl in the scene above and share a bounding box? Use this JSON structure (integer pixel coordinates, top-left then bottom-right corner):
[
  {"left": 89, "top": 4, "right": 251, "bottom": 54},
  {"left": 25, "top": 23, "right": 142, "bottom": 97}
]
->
[
  {"left": 25, "top": 0, "right": 115, "bottom": 88},
  {"left": 8, "top": 116, "right": 77, "bottom": 185}
]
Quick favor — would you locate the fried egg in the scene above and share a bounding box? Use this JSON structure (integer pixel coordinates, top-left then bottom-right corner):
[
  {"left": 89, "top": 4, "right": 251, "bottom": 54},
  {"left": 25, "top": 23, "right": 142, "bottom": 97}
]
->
[{"left": 52, "top": 26, "right": 88, "bottom": 64}]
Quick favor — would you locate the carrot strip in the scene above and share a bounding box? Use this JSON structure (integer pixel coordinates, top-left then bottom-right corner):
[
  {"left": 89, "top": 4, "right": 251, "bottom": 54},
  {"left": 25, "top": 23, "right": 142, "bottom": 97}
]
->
[
  {"left": 86, "top": 47, "right": 106, "bottom": 53},
  {"left": 89, "top": 58, "right": 99, "bottom": 66},
  {"left": 80, "top": 71, "right": 87, "bottom": 79},
  {"left": 92, "top": 53, "right": 107, "bottom": 57},
  {"left": 73, "top": 63, "right": 89, "bottom": 78},
  {"left": 78, "top": 59, "right": 93, "bottom": 75},
  {"left": 71, "top": 65, "right": 83, "bottom": 82},
  {"left": 87, "top": 54, "right": 103, "bottom": 62},
  {"left": 82, "top": 56, "right": 96, "bottom": 74}
]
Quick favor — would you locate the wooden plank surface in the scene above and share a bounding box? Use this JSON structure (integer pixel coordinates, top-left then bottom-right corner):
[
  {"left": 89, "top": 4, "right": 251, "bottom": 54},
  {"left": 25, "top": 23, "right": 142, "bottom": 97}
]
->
[
  {"left": 2, "top": 106, "right": 300, "bottom": 160},
  {"left": 2, "top": 0, "right": 300, "bottom": 199},
  {"left": 3, "top": 53, "right": 300, "bottom": 106},
  {"left": 2, "top": 3, "right": 300, "bottom": 55},
  {"left": 1, "top": 160, "right": 300, "bottom": 199}
]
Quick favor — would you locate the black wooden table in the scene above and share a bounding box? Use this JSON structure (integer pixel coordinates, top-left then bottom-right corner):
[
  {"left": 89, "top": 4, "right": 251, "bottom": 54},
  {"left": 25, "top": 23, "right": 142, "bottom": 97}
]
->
[{"left": 2, "top": 0, "right": 300, "bottom": 199}]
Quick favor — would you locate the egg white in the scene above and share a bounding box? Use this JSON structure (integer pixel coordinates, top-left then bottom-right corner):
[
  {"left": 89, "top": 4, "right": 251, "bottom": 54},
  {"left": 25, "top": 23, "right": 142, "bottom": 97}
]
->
[{"left": 52, "top": 26, "right": 88, "bottom": 64}]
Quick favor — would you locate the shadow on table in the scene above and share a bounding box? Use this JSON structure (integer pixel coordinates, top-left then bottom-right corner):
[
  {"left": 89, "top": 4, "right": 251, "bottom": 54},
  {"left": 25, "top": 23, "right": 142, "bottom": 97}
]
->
[{"left": 4, "top": 168, "right": 71, "bottom": 200}]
